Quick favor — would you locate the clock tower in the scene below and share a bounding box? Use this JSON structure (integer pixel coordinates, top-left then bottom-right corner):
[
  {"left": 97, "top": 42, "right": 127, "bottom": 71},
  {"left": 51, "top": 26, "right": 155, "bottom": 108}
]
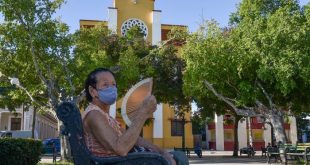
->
[{"left": 108, "top": 0, "right": 161, "bottom": 45}]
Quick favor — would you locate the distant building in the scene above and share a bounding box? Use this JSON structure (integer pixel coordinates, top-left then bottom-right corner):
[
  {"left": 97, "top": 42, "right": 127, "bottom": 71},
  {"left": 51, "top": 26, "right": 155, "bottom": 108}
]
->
[
  {"left": 207, "top": 114, "right": 298, "bottom": 151},
  {"left": 0, "top": 106, "right": 58, "bottom": 140},
  {"left": 79, "top": 0, "right": 193, "bottom": 149}
]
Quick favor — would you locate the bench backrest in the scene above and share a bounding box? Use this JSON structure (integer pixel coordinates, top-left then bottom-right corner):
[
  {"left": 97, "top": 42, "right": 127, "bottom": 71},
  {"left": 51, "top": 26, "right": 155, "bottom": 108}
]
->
[
  {"left": 56, "top": 102, "right": 92, "bottom": 165},
  {"left": 297, "top": 143, "right": 310, "bottom": 146},
  {"left": 267, "top": 147, "right": 279, "bottom": 153}
]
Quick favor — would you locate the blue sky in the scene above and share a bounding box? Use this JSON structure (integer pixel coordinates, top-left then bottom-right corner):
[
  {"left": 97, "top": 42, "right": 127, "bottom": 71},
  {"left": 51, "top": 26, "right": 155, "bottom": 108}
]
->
[{"left": 56, "top": 0, "right": 310, "bottom": 34}]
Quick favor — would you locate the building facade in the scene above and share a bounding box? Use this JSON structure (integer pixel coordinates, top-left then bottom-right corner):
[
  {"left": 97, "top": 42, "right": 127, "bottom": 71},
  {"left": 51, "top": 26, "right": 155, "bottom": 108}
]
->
[
  {"left": 0, "top": 106, "right": 58, "bottom": 140},
  {"left": 208, "top": 114, "right": 298, "bottom": 151},
  {"left": 80, "top": 0, "right": 193, "bottom": 149}
]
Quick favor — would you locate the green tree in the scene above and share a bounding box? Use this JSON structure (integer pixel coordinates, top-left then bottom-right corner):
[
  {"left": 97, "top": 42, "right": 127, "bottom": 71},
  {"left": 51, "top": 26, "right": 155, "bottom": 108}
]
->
[
  {"left": 73, "top": 25, "right": 190, "bottom": 110},
  {"left": 0, "top": 0, "right": 74, "bottom": 160},
  {"left": 229, "top": 0, "right": 310, "bottom": 143},
  {"left": 182, "top": 0, "right": 310, "bottom": 153}
]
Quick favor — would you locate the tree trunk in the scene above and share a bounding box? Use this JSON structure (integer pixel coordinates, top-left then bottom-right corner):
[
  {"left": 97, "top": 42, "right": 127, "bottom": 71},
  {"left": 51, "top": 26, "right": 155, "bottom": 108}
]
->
[
  {"left": 59, "top": 121, "right": 72, "bottom": 161},
  {"left": 247, "top": 117, "right": 253, "bottom": 146},
  {"left": 60, "top": 135, "right": 67, "bottom": 161},
  {"left": 31, "top": 106, "right": 37, "bottom": 139},
  {"left": 268, "top": 112, "right": 287, "bottom": 144},
  {"left": 233, "top": 115, "right": 242, "bottom": 157}
]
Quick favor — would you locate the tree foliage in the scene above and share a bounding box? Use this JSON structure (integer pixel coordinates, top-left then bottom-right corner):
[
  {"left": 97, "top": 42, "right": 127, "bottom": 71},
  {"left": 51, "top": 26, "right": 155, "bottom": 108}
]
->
[
  {"left": 72, "top": 25, "right": 190, "bottom": 110},
  {"left": 0, "top": 0, "right": 73, "bottom": 112},
  {"left": 182, "top": 0, "right": 310, "bottom": 143}
]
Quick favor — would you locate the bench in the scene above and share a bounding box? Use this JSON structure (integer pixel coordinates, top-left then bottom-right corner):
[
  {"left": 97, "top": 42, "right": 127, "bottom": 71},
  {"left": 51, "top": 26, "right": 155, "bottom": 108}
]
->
[
  {"left": 240, "top": 147, "right": 256, "bottom": 157},
  {"left": 296, "top": 143, "right": 310, "bottom": 152},
  {"left": 261, "top": 147, "right": 267, "bottom": 157},
  {"left": 56, "top": 102, "right": 169, "bottom": 165},
  {"left": 283, "top": 144, "right": 310, "bottom": 164},
  {"left": 266, "top": 147, "right": 281, "bottom": 164}
]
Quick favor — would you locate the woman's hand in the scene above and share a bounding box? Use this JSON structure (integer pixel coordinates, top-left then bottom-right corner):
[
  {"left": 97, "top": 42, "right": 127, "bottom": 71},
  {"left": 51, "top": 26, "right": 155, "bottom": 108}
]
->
[{"left": 139, "top": 95, "right": 157, "bottom": 118}]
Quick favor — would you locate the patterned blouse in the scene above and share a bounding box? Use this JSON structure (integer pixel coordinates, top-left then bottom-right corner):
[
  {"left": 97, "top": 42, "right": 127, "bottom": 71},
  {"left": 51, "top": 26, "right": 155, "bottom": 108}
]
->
[{"left": 82, "top": 103, "right": 122, "bottom": 157}]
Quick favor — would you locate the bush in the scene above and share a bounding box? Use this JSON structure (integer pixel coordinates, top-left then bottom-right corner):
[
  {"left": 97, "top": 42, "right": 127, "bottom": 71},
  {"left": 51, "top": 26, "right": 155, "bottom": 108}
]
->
[{"left": 0, "top": 138, "right": 42, "bottom": 165}]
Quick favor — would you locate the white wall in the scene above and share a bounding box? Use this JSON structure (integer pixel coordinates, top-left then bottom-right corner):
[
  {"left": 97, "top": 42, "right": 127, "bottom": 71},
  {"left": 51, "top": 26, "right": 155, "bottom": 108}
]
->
[
  {"left": 153, "top": 104, "right": 163, "bottom": 138},
  {"left": 238, "top": 119, "right": 247, "bottom": 148},
  {"left": 152, "top": 10, "right": 161, "bottom": 45},
  {"left": 290, "top": 116, "right": 298, "bottom": 145},
  {"left": 108, "top": 7, "right": 118, "bottom": 34},
  {"left": 215, "top": 114, "right": 224, "bottom": 150}
]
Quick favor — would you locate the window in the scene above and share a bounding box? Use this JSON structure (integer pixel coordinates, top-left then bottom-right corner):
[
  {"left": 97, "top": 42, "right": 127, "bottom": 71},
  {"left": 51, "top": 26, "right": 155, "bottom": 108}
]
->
[
  {"left": 82, "top": 25, "right": 95, "bottom": 28},
  {"left": 10, "top": 118, "right": 21, "bottom": 130},
  {"left": 171, "top": 120, "right": 184, "bottom": 136},
  {"left": 121, "top": 19, "right": 148, "bottom": 38}
]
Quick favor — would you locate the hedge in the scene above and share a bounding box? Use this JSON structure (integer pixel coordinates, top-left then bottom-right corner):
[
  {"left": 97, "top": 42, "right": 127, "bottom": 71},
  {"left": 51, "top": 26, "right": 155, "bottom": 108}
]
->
[{"left": 0, "top": 138, "right": 42, "bottom": 165}]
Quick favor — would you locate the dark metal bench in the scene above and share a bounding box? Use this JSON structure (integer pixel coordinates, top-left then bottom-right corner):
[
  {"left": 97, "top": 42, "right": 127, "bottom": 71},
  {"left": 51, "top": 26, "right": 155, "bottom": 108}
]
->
[
  {"left": 261, "top": 147, "right": 267, "bottom": 157},
  {"left": 56, "top": 102, "right": 169, "bottom": 165},
  {"left": 267, "top": 147, "right": 281, "bottom": 164},
  {"left": 283, "top": 146, "right": 310, "bottom": 165},
  {"left": 240, "top": 147, "right": 256, "bottom": 157}
]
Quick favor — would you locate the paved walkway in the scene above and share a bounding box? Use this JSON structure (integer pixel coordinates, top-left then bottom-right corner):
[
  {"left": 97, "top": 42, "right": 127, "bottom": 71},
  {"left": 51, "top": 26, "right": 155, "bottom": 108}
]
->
[
  {"left": 189, "top": 151, "right": 280, "bottom": 165},
  {"left": 40, "top": 156, "right": 61, "bottom": 164},
  {"left": 39, "top": 151, "right": 282, "bottom": 165}
]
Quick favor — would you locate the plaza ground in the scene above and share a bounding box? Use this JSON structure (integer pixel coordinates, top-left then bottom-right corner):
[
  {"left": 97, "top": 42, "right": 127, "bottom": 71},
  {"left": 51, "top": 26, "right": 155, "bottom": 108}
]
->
[
  {"left": 39, "top": 151, "right": 282, "bottom": 165},
  {"left": 189, "top": 151, "right": 274, "bottom": 165}
]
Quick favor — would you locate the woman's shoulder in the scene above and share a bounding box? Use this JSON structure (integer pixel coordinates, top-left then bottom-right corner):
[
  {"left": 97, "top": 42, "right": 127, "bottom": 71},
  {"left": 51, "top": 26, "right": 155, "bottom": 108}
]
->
[{"left": 82, "top": 104, "right": 108, "bottom": 120}]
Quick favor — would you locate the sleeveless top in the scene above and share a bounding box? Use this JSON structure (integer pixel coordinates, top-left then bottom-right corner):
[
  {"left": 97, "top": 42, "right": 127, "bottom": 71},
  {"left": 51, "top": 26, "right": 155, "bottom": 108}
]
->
[{"left": 82, "top": 103, "right": 122, "bottom": 157}]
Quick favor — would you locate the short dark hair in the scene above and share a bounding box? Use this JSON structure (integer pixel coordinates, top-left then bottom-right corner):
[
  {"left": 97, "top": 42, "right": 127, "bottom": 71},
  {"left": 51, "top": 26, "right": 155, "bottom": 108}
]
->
[{"left": 84, "top": 68, "right": 115, "bottom": 102}]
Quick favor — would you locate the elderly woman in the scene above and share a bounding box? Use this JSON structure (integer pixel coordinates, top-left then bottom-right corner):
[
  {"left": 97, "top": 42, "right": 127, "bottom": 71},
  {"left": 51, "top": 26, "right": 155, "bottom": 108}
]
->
[{"left": 82, "top": 68, "right": 188, "bottom": 165}]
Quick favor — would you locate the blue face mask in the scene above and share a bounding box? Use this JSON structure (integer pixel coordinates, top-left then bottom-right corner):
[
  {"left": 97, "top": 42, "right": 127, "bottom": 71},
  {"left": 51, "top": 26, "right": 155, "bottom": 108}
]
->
[{"left": 97, "top": 86, "right": 117, "bottom": 105}]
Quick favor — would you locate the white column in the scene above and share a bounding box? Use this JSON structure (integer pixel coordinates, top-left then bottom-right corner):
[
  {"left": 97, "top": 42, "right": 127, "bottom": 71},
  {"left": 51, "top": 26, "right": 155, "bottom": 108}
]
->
[
  {"left": 152, "top": 10, "right": 161, "bottom": 45},
  {"left": 264, "top": 124, "right": 272, "bottom": 147},
  {"left": 109, "top": 103, "right": 116, "bottom": 119},
  {"left": 238, "top": 119, "right": 247, "bottom": 149},
  {"left": 215, "top": 113, "right": 224, "bottom": 151},
  {"left": 24, "top": 109, "right": 32, "bottom": 131},
  {"left": 108, "top": 7, "right": 118, "bottom": 34},
  {"left": 247, "top": 117, "right": 253, "bottom": 146},
  {"left": 290, "top": 116, "right": 298, "bottom": 145},
  {"left": 153, "top": 104, "right": 163, "bottom": 138}
]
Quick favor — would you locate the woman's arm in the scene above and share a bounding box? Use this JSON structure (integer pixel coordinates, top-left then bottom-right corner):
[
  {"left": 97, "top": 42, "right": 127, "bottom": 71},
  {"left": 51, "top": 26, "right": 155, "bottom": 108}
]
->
[{"left": 85, "top": 96, "right": 157, "bottom": 156}]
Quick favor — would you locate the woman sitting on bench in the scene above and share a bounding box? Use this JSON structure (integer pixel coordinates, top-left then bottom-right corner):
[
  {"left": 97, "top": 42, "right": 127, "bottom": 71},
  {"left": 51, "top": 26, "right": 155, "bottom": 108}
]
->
[{"left": 82, "top": 68, "right": 188, "bottom": 165}]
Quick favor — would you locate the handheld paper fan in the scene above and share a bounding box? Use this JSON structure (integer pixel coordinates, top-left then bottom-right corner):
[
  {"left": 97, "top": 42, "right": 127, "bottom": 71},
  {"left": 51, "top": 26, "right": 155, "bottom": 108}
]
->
[{"left": 121, "top": 78, "right": 153, "bottom": 126}]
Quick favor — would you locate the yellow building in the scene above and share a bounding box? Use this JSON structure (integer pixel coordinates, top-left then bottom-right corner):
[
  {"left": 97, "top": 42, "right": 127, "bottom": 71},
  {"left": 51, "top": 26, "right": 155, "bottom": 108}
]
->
[{"left": 80, "top": 0, "right": 193, "bottom": 149}]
